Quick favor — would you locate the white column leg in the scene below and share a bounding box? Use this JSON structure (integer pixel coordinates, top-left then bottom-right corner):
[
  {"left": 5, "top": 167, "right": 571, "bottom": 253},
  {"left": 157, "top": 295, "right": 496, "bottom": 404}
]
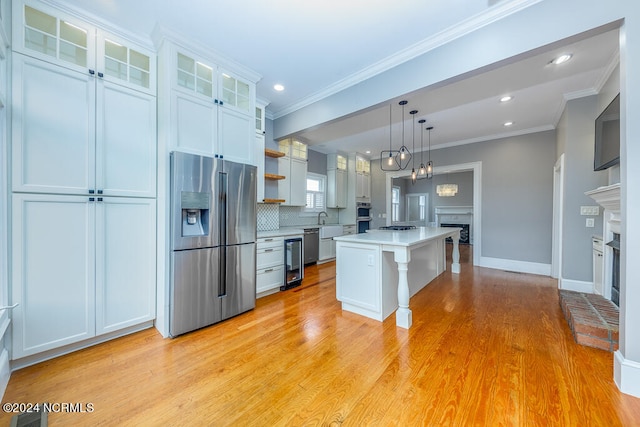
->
[
  {"left": 451, "top": 230, "right": 461, "bottom": 274},
  {"left": 394, "top": 249, "right": 412, "bottom": 328}
]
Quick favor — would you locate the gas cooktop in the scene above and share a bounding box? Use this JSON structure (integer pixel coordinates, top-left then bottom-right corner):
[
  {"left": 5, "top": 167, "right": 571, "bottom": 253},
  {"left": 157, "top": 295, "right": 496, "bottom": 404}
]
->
[{"left": 379, "top": 225, "right": 417, "bottom": 231}]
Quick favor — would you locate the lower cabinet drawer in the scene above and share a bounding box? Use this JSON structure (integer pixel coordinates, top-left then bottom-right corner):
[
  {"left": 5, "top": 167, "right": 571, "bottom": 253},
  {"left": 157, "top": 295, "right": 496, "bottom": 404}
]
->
[
  {"left": 257, "top": 264, "right": 284, "bottom": 295},
  {"left": 257, "top": 247, "right": 283, "bottom": 269}
]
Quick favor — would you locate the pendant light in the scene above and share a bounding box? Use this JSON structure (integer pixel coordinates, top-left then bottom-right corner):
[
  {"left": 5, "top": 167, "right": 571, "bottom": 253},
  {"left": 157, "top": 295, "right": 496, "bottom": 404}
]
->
[
  {"left": 417, "top": 119, "right": 427, "bottom": 179},
  {"left": 426, "top": 126, "right": 434, "bottom": 179},
  {"left": 380, "top": 104, "right": 400, "bottom": 171},
  {"left": 410, "top": 109, "right": 418, "bottom": 184},
  {"left": 396, "top": 100, "right": 411, "bottom": 170}
]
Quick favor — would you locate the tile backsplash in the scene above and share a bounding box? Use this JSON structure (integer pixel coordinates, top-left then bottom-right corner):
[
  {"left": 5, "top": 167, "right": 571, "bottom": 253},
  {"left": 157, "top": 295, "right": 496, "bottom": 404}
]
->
[
  {"left": 257, "top": 204, "right": 340, "bottom": 231},
  {"left": 257, "top": 204, "right": 279, "bottom": 231}
]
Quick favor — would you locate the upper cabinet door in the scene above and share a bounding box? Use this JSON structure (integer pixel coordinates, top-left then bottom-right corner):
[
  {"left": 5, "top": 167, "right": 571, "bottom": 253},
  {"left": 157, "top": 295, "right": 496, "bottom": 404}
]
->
[
  {"left": 96, "top": 30, "right": 156, "bottom": 95},
  {"left": 174, "top": 51, "right": 216, "bottom": 99},
  {"left": 14, "top": 0, "right": 96, "bottom": 74},
  {"left": 218, "top": 68, "right": 254, "bottom": 116},
  {"left": 12, "top": 54, "right": 96, "bottom": 194},
  {"left": 96, "top": 80, "right": 157, "bottom": 197}
]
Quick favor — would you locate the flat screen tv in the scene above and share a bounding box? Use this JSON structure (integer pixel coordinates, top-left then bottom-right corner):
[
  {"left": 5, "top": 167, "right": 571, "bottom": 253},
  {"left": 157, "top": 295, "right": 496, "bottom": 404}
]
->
[{"left": 594, "top": 93, "right": 620, "bottom": 171}]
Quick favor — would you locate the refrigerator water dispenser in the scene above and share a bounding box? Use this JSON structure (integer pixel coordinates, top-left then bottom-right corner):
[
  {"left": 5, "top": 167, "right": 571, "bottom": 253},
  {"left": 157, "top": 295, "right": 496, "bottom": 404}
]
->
[{"left": 181, "top": 191, "right": 210, "bottom": 237}]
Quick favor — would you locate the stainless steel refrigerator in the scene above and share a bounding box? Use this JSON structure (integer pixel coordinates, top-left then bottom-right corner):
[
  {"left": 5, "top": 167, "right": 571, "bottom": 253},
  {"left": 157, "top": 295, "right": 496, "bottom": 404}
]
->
[{"left": 169, "top": 151, "right": 257, "bottom": 337}]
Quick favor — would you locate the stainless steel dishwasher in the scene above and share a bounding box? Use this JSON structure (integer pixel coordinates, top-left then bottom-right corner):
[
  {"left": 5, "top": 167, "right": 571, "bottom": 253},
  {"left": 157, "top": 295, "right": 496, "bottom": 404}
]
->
[{"left": 303, "top": 227, "right": 319, "bottom": 265}]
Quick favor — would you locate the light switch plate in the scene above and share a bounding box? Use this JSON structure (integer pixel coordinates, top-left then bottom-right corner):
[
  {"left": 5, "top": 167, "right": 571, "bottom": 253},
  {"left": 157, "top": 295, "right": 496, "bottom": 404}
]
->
[
  {"left": 586, "top": 218, "right": 595, "bottom": 227},
  {"left": 580, "top": 206, "right": 600, "bottom": 216}
]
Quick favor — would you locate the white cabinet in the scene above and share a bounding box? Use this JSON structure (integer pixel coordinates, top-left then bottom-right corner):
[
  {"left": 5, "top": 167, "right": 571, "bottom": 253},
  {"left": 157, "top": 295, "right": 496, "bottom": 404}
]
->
[
  {"left": 256, "top": 237, "right": 284, "bottom": 297},
  {"left": 11, "top": 194, "right": 156, "bottom": 358},
  {"left": 356, "top": 172, "right": 371, "bottom": 200},
  {"left": 327, "top": 153, "right": 347, "bottom": 209},
  {"left": 12, "top": 4, "right": 157, "bottom": 197},
  {"left": 95, "top": 197, "right": 156, "bottom": 335},
  {"left": 355, "top": 155, "right": 371, "bottom": 201},
  {"left": 10, "top": 1, "right": 157, "bottom": 360},
  {"left": 278, "top": 139, "right": 308, "bottom": 206},
  {"left": 169, "top": 49, "right": 255, "bottom": 165},
  {"left": 14, "top": 1, "right": 155, "bottom": 95}
]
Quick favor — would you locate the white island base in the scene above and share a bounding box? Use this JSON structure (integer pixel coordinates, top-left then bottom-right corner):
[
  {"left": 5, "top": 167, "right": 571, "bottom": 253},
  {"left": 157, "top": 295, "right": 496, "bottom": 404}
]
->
[{"left": 334, "top": 227, "right": 461, "bottom": 328}]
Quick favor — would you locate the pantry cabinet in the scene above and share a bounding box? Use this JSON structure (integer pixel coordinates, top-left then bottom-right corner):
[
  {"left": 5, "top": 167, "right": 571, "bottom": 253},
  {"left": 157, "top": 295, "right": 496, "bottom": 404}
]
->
[
  {"left": 10, "top": 0, "right": 157, "bottom": 361},
  {"left": 11, "top": 194, "right": 156, "bottom": 358}
]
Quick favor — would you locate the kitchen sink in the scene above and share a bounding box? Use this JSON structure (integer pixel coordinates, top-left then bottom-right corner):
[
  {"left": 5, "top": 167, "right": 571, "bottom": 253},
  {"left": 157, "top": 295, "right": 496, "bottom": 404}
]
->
[{"left": 320, "top": 225, "right": 343, "bottom": 239}]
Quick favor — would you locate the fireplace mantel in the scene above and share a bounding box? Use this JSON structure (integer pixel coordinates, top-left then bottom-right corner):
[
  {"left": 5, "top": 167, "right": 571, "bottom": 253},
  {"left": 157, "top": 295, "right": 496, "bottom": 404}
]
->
[{"left": 585, "top": 183, "right": 621, "bottom": 213}]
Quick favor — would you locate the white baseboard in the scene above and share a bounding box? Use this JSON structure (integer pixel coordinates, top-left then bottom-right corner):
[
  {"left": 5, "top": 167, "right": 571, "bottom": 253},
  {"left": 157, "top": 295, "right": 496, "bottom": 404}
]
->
[
  {"left": 559, "top": 278, "right": 594, "bottom": 293},
  {"left": 0, "top": 349, "right": 10, "bottom": 400},
  {"left": 614, "top": 350, "right": 640, "bottom": 398},
  {"left": 478, "top": 256, "right": 551, "bottom": 276}
]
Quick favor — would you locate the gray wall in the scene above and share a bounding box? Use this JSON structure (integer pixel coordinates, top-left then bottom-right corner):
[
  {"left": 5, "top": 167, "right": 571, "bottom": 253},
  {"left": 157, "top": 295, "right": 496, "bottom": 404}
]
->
[
  {"left": 557, "top": 96, "right": 609, "bottom": 282},
  {"left": 393, "top": 171, "right": 474, "bottom": 223},
  {"left": 371, "top": 130, "right": 556, "bottom": 264}
]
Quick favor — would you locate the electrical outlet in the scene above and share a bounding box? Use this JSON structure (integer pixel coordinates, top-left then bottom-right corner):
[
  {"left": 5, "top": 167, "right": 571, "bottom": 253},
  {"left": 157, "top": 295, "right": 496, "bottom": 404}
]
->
[{"left": 586, "top": 218, "right": 595, "bottom": 227}]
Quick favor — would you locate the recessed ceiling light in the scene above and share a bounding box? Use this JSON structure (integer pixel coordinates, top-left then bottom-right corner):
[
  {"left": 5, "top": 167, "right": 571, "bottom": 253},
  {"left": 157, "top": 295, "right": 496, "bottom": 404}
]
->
[
  {"left": 550, "top": 53, "right": 572, "bottom": 65},
  {"left": 504, "top": 121, "right": 514, "bottom": 127},
  {"left": 273, "top": 84, "right": 285, "bottom": 92},
  {"left": 500, "top": 95, "right": 513, "bottom": 102},
  {"left": 365, "top": 150, "right": 371, "bottom": 154}
]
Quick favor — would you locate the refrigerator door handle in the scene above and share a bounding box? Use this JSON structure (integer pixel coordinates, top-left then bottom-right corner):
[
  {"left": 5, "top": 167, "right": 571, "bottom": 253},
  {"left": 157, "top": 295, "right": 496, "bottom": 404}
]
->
[
  {"left": 218, "top": 171, "right": 228, "bottom": 297},
  {"left": 219, "top": 171, "right": 227, "bottom": 246}
]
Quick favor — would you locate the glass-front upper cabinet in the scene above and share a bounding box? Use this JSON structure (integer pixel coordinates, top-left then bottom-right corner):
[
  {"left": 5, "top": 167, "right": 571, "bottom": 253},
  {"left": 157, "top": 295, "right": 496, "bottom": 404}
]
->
[
  {"left": 16, "top": 0, "right": 156, "bottom": 95},
  {"left": 100, "top": 33, "right": 154, "bottom": 92},
  {"left": 174, "top": 50, "right": 254, "bottom": 116},
  {"left": 176, "top": 52, "right": 214, "bottom": 97},
  {"left": 19, "top": 3, "right": 94, "bottom": 70},
  {"left": 221, "top": 71, "right": 250, "bottom": 112}
]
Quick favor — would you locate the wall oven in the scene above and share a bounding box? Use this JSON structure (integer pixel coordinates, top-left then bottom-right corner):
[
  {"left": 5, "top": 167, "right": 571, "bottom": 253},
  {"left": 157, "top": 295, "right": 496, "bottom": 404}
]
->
[{"left": 356, "top": 202, "right": 371, "bottom": 234}]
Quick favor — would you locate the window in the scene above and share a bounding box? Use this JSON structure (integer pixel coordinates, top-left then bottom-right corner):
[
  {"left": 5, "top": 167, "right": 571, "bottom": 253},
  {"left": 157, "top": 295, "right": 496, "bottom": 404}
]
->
[
  {"left": 392, "top": 186, "right": 400, "bottom": 222},
  {"left": 304, "top": 173, "right": 326, "bottom": 213}
]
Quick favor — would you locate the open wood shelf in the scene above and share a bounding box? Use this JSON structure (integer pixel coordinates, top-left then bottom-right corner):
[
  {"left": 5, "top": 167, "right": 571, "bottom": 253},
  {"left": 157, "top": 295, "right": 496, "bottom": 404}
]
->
[
  {"left": 265, "top": 148, "right": 286, "bottom": 158},
  {"left": 264, "top": 173, "right": 285, "bottom": 180},
  {"left": 262, "top": 198, "right": 286, "bottom": 204}
]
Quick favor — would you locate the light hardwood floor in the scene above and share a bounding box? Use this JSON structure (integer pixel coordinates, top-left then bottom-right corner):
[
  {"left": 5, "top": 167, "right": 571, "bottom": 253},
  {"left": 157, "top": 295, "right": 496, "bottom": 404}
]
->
[{"left": 2, "top": 245, "right": 640, "bottom": 426}]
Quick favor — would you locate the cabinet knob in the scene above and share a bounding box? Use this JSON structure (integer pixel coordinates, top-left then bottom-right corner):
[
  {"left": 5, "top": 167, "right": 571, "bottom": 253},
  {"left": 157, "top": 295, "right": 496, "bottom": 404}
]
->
[
  {"left": 89, "top": 197, "right": 95, "bottom": 202},
  {"left": 89, "top": 189, "right": 95, "bottom": 194},
  {"left": 97, "top": 197, "right": 103, "bottom": 202},
  {"left": 89, "top": 69, "right": 95, "bottom": 75},
  {"left": 98, "top": 72, "right": 104, "bottom": 78},
  {"left": 97, "top": 190, "right": 103, "bottom": 194}
]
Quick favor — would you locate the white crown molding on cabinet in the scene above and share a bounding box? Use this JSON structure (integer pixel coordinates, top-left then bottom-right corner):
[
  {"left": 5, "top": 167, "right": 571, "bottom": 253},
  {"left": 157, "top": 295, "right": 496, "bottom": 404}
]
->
[
  {"left": 270, "top": 0, "right": 543, "bottom": 119},
  {"left": 151, "top": 23, "right": 262, "bottom": 85}
]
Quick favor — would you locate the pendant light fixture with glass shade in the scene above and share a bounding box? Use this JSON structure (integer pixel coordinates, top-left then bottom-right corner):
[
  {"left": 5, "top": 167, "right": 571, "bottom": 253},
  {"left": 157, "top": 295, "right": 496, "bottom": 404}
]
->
[
  {"left": 426, "top": 126, "right": 434, "bottom": 179},
  {"left": 410, "top": 109, "right": 418, "bottom": 184},
  {"left": 380, "top": 103, "right": 401, "bottom": 171},
  {"left": 417, "top": 119, "right": 428, "bottom": 180},
  {"left": 396, "top": 100, "right": 412, "bottom": 170}
]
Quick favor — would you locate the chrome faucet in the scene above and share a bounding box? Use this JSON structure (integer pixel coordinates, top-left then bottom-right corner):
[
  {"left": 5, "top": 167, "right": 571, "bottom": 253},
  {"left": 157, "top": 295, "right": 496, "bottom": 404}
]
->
[{"left": 317, "top": 211, "right": 328, "bottom": 225}]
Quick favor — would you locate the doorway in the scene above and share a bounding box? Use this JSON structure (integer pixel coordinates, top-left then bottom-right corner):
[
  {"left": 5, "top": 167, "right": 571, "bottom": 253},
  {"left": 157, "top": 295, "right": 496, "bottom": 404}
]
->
[{"left": 385, "top": 161, "right": 482, "bottom": 267}]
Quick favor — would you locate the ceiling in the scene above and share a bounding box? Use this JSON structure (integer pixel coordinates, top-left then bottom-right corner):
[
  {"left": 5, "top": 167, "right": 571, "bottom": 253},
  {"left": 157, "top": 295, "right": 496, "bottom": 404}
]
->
[{"left": 59, "top": 0, "right": 619, "bottom": 156}]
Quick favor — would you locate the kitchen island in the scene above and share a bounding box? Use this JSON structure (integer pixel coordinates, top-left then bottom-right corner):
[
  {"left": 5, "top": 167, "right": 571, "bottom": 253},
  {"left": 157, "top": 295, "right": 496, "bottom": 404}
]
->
[{"left": 333, "top": 227, "right": 461, "bottom": 328}]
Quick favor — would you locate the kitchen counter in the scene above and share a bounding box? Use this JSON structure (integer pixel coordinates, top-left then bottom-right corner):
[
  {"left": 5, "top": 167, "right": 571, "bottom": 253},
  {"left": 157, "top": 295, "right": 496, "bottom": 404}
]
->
[{"left": 334, "top": 227, "right": 461, "bottom": 329}]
